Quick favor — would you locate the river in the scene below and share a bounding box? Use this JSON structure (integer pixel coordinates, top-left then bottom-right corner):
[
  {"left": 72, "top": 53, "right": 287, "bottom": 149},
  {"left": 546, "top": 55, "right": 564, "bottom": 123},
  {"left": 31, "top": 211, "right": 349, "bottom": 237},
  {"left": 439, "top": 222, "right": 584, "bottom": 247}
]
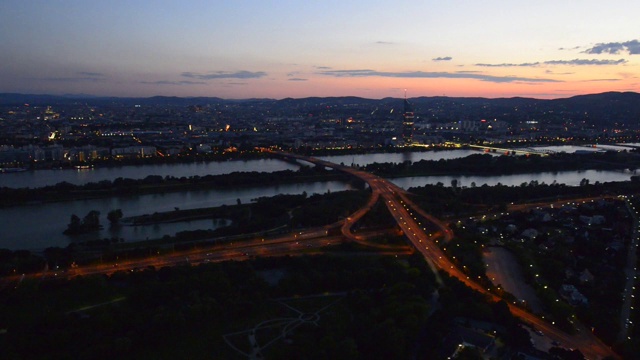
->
[
  {"left": 2, "top": 146, "right": 636, "bottom": 190},
  {"left": 318, "top": 149, "right": 484, "bottom": 167},
  {"left": 0, "top": 158, "right": 301, "bottom": 189},
  {"left": 390, "top": 169, "right": 633, "bottom": 189},
  {"left": 1, "top": 148, "right": 635, "bottom": 250},
  {"left": 0, "top": 149, "right": 482, "bottom": 189},
  {"left": 1, "top": 181, "right": 354, "bottom": 251}
]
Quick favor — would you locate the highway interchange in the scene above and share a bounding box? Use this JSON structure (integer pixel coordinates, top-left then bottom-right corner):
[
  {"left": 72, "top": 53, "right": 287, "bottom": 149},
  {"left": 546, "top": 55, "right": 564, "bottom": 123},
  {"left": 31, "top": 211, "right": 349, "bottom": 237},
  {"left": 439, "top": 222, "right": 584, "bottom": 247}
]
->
[
  {"left": 275, "top": 150, "right": 620, "bottom": 360},
  {"left": 4, "top": 149, "right": 627, "bottom": 359}
]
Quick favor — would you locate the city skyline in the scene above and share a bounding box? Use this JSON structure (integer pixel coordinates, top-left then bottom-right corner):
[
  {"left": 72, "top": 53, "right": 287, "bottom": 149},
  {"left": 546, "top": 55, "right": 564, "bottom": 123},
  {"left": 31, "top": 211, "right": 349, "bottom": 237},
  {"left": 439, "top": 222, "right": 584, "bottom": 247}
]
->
[{"left": 1, "top": 0, "right": 639, "bottom": 99}]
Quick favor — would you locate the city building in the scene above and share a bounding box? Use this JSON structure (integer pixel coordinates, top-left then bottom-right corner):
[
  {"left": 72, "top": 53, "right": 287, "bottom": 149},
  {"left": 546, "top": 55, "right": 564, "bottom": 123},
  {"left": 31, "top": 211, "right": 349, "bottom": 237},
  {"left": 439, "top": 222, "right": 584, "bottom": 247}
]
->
[{"left": 402, "top": 96, "right": 414, "bottom": 145}]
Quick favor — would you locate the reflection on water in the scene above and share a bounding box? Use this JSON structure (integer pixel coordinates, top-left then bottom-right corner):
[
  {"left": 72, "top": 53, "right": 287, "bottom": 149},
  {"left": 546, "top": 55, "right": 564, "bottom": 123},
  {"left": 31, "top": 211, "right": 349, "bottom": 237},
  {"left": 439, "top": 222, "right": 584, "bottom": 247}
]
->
[
  {"left": 390, "top": 169, "right": 632, "bottom": 189},
  {"left": 1, "top": 148, "right": 636, "bottom": 251},
  {"left": 0, "top": 181, "right": 353, "bottom": 250},
  {"left": 0, "top": 158, "right": 301, "bottom": 189},
  {"left": 318, "top": 149, "right": 483, "bottom": 167}
]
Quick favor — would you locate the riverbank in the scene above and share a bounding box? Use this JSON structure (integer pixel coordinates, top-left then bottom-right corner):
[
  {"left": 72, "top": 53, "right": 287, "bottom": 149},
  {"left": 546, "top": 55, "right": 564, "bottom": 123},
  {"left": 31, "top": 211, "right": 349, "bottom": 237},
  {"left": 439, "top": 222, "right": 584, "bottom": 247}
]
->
[
  {"left": 3, "top": 150, "right": 638, "bottom": 207},
  {"left": 0, "top": 167, "right": 355, "bottom": 207}
]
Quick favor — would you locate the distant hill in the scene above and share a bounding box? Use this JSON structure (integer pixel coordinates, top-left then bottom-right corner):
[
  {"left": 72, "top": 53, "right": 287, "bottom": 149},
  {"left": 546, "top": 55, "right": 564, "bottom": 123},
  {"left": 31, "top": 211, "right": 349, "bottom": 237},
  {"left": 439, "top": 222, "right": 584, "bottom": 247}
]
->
[
  {"left": 0, "top": 94, "right": 229, "bottom": 107},
  {"left": 1, "top": 92, "right": 639, "bottom": 127},
  {"left": 550, "top": 92, "right": 640, "bottom": 126}
]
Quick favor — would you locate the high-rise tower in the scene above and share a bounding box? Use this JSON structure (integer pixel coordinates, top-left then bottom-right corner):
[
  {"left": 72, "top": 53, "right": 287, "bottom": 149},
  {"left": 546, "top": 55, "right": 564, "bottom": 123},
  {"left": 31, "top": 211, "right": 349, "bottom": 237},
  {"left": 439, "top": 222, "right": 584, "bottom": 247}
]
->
[{"left": 402, "top": 91, "right": 414, "bottom": 145}]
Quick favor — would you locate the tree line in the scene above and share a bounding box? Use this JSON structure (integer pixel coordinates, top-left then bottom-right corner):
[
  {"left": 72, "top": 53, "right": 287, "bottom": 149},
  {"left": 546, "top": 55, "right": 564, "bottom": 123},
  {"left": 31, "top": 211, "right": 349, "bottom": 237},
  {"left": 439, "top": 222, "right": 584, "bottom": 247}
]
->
[
  {"left": 365, "top": 151, "right": 639, "bottom": 177},
  {"left": 0, "top": 165, "right": 348, "bottom": 207}
]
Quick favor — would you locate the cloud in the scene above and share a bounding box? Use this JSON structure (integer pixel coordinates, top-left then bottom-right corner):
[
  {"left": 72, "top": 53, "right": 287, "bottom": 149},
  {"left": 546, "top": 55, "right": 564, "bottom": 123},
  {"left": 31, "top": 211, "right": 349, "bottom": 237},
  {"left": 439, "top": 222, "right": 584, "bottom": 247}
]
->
[
  {"left": 544, "top": 58, "right": 626, "bottom": 65},
  {"left": 581, "top": 78, "right": 621, "bottom": 82},
  {"left": 288, "top": 78, "right": 308, "bottom": 81},
  {"left": 77, "top": 71, "right": 105, "bottom": 77},
  {"left": 318, "top": 69, "right": 560, "bottom": 83},
  {"left": 141, "top": 80, "right": 206, "bottom": 85},
  {"left": 584, "top": 39, "right": 640, "bottom": 55},
  {"left": 315, "top": 66, "right": 332, "bottom": 70},
  {"left": 475, "top": 58, "right": 626, "bottom": 67},
  {"left": 42, "top": 72, "right": 106, "bottom": 83},
  {"left": 558, "top": 46, "right": 581, "bottom": 51},
  {"left": 40, "top": 71, "right": 108, "bottom": 82},
  {"left": 181, "top": 70, "right": 267, "bottom": 80},
  {"left": 475, "top": 62, "right": 540, "bottom": 67},
  {"left": 375, "top": 41, "right": 394, "bottom": 45},
  {"left": 321, "top": 69, "right": 376, "bottom": 77},
  {"left": 432, "top": 56, "right": 452, "bottom": 61},
  {"left": 545, "top": 70, "right": 574, "bottom": 75},
  {"left": 618, "top": 72, "right": 637, "bottom": 79}
]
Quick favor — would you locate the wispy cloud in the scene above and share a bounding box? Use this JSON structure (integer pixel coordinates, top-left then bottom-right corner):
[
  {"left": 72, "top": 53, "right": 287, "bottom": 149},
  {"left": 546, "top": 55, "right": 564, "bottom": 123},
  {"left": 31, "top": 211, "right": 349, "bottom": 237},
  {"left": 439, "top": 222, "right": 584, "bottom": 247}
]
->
[
  {"left": 375, "top": 41, "right": 394, "bottom": 45},
  {"left": 318, "top": 69, "right": 560, "bottom": 83},
  {"left": 181, "top": 70, "right": 267, "bottom": 80},
  {"left": 42, "top": 72, "right": 106, "bottom": 82},
  {"left": 321, "top": 69, "right": 375, "bottom": 77},
  {"left": 141, "top": 80, "right": 206, "bottom": 85},
  {"left": 545, "top": 58, "right": 626, "bottom": 65},
  {"left": 618, "top": 72, "right": 638, "bottom": 79},
  {"left": 475, "top": 62, "right": 540, "bottom": 67},
  {"left": 584, "top": 39, "right": 640, "bottom": 55},
  {"left": 475, "top": 58, "right": 626, "bottom": 67},
  {"left": 545, "top": 70, "right": 574, "bottom": 75},
  {"left": 41, "top": 75, "right": 105, "bottom": 83},
  {"left": 315, "top": 66, "right": 332, "bottom": 70},
  {"left": 77, "top": 71, "right": 105, "bottom": 77},
  {"left": 581, "top": 78, "right": 621, "bottom": 82},
  {"left": 432, "top": 56, "right": 452, "bottom": 61},
  {"left": 558, "top": 46, "right": 581, "bottom": 51},
  {"left": 288, "top": 78, "right": 308, "bottom": 81}
]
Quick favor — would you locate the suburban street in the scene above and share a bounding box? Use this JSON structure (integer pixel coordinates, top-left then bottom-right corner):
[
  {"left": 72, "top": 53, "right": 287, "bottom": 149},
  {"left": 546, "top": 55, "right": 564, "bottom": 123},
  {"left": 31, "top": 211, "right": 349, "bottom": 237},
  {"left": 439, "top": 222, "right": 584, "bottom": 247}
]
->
[{"left": 620, "top": 196, "right": 639, "bottom": 342}]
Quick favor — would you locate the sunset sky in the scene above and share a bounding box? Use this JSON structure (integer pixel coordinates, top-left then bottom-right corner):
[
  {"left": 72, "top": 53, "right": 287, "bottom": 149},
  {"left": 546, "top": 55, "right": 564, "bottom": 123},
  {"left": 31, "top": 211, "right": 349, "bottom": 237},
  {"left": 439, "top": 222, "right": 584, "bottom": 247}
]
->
[{"left": 1, "top": 0, "right": 638, "bottom": 99}]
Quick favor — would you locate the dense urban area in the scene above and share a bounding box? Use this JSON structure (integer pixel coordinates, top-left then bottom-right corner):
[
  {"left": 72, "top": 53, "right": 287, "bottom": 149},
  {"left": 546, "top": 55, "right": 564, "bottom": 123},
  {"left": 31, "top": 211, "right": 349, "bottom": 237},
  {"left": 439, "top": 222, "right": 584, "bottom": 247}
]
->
[
  {"left": 1, "top": 92, "right": 640, "bottom": 166},
  {"left": 1, "top": 92, "right": 640, "bottom": 360}
]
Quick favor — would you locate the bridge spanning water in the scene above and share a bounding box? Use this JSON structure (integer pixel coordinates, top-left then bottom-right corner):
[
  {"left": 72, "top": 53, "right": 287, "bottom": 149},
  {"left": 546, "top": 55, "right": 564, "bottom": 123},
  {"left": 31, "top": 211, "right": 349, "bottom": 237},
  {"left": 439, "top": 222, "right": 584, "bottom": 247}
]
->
[{"left": 269, "top": 149, "right": 619, "bottom": 360}]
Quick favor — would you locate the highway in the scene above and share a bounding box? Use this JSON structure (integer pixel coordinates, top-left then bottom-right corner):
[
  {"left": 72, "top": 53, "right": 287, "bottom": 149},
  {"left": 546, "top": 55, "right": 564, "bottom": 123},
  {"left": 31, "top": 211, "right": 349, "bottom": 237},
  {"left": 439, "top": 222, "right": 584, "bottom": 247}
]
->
[
  {"left": 271, "top": 150, "right": 620, "bottom": 360},
  {"left": 2, "top": 149, "right": 622, "bottom": 359},
  {"left": 2, "top": 228, "right": 411, "bottom": 284}
]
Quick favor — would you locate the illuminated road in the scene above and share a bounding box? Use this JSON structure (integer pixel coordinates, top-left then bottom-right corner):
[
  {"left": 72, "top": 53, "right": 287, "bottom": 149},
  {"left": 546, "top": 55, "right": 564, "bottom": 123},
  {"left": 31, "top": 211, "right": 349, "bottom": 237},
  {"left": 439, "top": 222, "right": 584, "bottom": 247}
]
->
[
  {"left": 620, "top": 197, "right": 639, "bottom": 343},
  {"left": 0, "top": 228, "right": 410, "bottom": 286},
  {"left": 271, "top": 150, "right": 619, "bottom": 360},
  {"left": 506, "top": 195, "right": 618, "bottom": 213},
  {"left": 1, "top": 149, "right": 621, "bottom": 359},
  {"left": 74, "top": 231, "right": 409, "bottom": 278}
]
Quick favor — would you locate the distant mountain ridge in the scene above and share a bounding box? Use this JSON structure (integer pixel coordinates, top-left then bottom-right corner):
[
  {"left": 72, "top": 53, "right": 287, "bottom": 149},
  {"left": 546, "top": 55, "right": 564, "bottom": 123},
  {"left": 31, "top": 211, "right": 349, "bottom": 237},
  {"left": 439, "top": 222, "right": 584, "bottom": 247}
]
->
[
  {"left": 1, "top": 92, "right": 639, "bottom": 127},
  {"left": 1, "top": 91, "right": 637, "bottom": 107}
]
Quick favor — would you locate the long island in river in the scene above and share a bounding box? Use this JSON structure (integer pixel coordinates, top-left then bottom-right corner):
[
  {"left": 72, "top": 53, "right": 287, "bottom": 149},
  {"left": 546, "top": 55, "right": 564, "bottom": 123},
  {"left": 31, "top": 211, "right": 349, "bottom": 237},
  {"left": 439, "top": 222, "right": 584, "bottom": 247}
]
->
[{"left": 1, "top": 148, "right": 637, "bottom": 250}]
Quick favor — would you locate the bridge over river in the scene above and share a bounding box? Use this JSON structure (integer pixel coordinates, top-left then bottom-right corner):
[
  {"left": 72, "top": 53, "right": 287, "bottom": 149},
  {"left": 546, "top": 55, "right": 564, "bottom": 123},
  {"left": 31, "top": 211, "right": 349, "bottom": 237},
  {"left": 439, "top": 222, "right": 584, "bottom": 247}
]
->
[{"left": 268, "top": 149, "right": 619, "bottom": 360}]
